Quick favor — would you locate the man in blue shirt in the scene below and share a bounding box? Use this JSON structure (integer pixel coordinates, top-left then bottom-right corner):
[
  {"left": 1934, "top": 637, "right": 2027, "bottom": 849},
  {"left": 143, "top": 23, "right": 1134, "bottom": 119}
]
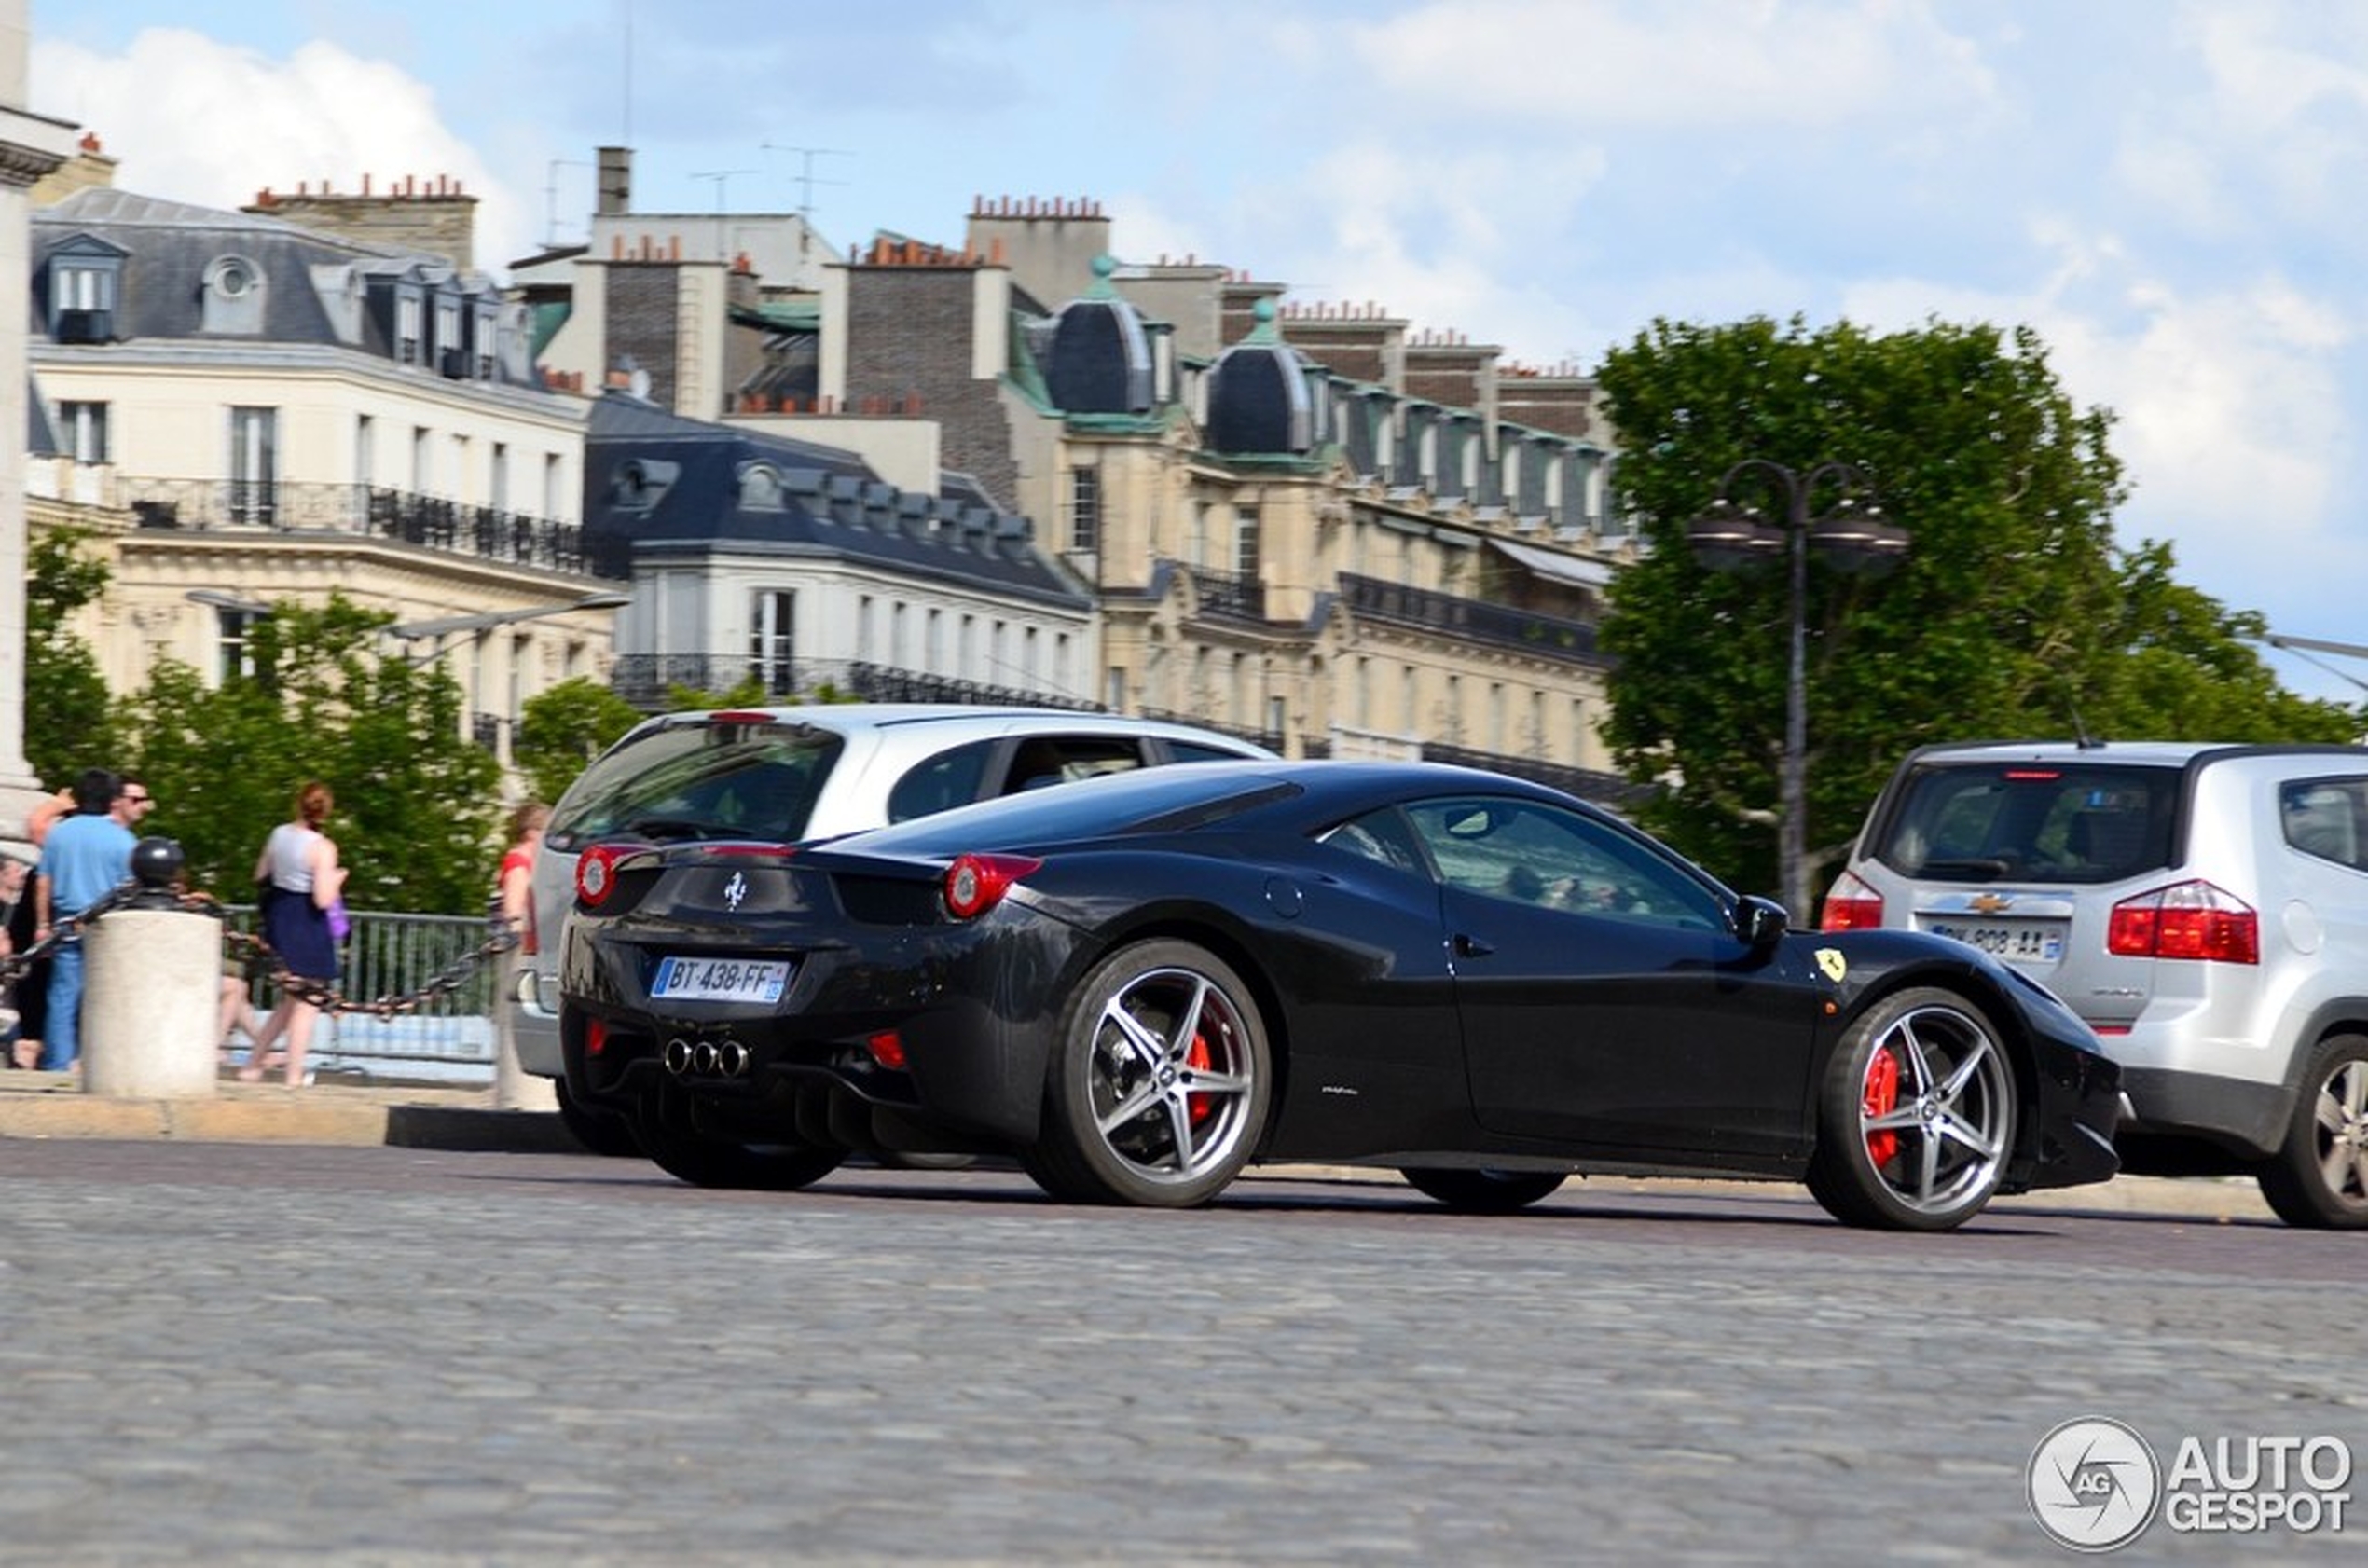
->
[{"left": 32, "top": 769, "right": 138, "bottom": 1071}]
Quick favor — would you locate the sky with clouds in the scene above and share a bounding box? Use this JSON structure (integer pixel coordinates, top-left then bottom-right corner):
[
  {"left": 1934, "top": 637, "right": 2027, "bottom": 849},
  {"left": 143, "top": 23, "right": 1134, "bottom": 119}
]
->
[{"left": 27, "top": 0, "right": 2368, "bottom": 701}]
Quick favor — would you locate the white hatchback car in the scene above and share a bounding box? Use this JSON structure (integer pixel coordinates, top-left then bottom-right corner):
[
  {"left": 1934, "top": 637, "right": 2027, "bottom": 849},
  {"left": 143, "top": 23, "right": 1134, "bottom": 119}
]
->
[
  {"left": 515, "top": 704, "right": 1275, "bottom": 1148},
  {"left": 1824, "top": 739, "right": 2368, "bottom": 1227}
]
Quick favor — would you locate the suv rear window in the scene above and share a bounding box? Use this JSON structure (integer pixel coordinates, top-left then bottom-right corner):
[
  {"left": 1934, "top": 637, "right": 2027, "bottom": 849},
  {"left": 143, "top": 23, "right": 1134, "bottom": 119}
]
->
[
  {"left": 545, "top": 719, "right": 844, "bottom": 850},
  {"left": 1873, "top": 763, "right": 2179, "bottom": 885}
]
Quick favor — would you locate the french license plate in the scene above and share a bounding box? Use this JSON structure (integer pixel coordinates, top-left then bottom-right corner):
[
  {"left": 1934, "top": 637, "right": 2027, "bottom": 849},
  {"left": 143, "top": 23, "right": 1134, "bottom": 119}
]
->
[
  {"left": 1927, "top": 920, "right": 2065, "bottom": 962},
  {"left": 650, "top": 956, "right": 792, "bottom": 1004}
]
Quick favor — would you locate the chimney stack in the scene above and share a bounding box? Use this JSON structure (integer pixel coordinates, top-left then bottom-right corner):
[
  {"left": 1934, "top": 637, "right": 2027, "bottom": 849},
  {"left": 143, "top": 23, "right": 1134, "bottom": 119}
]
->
[{"left": 597, "top": 145, "right": 633, "bottom": 217}]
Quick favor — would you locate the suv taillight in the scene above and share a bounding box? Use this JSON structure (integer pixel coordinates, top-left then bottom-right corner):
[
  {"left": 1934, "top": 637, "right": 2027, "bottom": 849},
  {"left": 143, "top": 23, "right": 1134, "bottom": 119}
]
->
[
  {"left": 2107, "top": 880, "right": 2259, "bottom": 964},
  {"left": 1820, "top": 869, "right": 1884, "bottom": 931}
]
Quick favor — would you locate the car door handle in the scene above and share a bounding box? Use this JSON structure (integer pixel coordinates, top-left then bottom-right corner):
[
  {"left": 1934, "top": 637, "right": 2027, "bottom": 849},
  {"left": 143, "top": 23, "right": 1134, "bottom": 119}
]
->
[{"left": 1452, "top": 932, "right": 1495, "bottom": 958}]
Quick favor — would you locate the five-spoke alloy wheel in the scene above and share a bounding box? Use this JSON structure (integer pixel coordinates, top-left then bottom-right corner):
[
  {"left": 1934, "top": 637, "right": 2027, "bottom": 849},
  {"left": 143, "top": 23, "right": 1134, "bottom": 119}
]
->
[
  {"left": 1031, "top": 940, "right": 1271, "bottom": 1207},
  {"left": 1808, "top": 987, "right": 2017, "bottom": 1231},
  {"left": 2257, "top": 1033, "right": 2368, "bottom": 1229}
]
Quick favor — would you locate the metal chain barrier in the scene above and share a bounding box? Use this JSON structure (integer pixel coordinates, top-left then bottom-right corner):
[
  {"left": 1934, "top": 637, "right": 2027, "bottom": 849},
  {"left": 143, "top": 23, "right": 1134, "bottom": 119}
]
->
[{"left": 1, "top": 879, "right": 519, "bottom": 1020}]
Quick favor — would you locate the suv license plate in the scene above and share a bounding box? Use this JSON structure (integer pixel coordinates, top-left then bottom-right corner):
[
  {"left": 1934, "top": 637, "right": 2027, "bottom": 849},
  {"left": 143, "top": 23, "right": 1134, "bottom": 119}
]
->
[
  {"left": 650, "top": 956, "right": 792, "bottom": 1003},
  {"left": 1927, "top": 921, "right": 2065, "bottom": 962}
]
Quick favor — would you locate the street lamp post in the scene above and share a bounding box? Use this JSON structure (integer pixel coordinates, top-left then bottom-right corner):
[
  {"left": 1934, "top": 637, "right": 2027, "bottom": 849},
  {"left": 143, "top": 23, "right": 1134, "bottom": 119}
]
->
[
  {"left": 389, "top": 589, "right": 630, "bottom": 666},
  {"left": 1687, "top": 460, "right": 1907, "bottom": 919}
]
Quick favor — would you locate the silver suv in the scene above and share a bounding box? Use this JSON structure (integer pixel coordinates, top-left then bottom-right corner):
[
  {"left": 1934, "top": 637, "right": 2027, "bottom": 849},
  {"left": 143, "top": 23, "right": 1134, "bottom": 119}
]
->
[
  {"left": 1824, "top": 740, "right": 2368, "bottom": 1228},
  {"left": 514, "top": 705, "right": 1274, "bottom": 1148}
]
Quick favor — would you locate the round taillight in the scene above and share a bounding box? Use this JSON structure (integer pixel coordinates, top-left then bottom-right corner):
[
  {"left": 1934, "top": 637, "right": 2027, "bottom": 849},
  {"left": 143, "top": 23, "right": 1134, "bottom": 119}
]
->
[
  {"left": 576, "top": 844, "right": 624, "bottom": 908},
  {"left": 942, "top": 854, "right": 1041, "bottom": 920}
]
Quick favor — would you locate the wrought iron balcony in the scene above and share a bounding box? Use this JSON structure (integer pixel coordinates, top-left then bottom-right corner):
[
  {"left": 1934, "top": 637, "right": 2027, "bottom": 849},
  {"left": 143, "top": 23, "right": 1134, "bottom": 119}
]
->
[
  {"left": 608, "top": 655, "right": 1095, "bottom": 713},
  {"left": 1183, "top": 567, "right": 1266, "bottom": 625},
  {"left": 116, "top": 476, "right": 611, "bottom": 579},
  {"left": 1417, "top": 740, "right": 1651, "bottom": 813},
  {"left": 1339, "top": 572, "right": 1604, "bottom": 667}
]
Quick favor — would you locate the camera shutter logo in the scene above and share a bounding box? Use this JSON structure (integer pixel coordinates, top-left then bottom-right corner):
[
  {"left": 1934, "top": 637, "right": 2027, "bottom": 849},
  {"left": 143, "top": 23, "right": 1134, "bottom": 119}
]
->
[{"left": 2029, "top": 1417, "right": 2162, "bottom": 1552}]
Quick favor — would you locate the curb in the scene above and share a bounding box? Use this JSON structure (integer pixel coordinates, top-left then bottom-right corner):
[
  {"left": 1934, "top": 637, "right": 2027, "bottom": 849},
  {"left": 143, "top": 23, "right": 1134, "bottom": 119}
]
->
[
  {"left": 0, "top": 1078, "right": 2280, "bottom": 1222},
  {"left": 0, "top": 1077, "right": 582, "bottom": 1153}
]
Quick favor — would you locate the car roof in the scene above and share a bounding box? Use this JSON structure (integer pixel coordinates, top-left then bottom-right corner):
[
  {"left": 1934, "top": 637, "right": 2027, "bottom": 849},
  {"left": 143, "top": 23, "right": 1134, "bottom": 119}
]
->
[
  {"left": 626, "top": 703, "right": 1276, "bottom": 751},
  {"left": 1897, "top": 739, "right": 2368, "bottom": 770},
  {"left": 827, "top": 757, "right": 1593, "bottom": 855}
]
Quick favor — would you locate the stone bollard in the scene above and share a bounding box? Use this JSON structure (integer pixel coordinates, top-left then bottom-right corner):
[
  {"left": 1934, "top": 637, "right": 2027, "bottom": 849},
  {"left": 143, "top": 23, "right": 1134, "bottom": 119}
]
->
[{"left": 82, "top": 837, "right": 220, "bottom": 1099}]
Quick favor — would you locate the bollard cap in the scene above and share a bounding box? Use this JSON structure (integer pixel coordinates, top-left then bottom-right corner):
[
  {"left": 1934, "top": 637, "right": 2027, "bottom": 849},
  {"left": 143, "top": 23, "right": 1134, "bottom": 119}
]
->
[{"left": 131, "top": 835, "right": 186, "bottom": 893}]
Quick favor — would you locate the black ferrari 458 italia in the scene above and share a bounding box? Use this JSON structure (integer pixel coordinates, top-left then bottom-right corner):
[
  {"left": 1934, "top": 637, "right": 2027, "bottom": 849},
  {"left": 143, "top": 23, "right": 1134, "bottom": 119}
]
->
[{"left": 560, "top": 760, "right": 2121, "bottom": 1229}]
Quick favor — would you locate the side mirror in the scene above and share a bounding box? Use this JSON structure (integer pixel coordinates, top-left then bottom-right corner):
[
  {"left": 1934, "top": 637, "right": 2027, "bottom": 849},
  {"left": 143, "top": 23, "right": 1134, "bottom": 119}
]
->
[{"left": 1732, "top": 895, "right": 1789, "bottom": 950}]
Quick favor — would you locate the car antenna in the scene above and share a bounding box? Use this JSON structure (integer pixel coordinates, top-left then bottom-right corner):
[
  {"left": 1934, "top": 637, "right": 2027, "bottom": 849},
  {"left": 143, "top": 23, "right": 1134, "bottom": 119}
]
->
[
  {"left": 2067, "top": 697, "right": 2100, "bottom": 750},
  {"left": 2049, "top": 675, "right": 2102, "bottom": 749}
]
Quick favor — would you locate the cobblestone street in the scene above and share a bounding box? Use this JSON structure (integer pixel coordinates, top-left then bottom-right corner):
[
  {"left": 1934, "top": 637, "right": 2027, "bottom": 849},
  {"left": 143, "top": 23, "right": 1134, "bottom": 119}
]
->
[{"left": 0, "top": 1142, "right": 2359, "bottom": 1564}]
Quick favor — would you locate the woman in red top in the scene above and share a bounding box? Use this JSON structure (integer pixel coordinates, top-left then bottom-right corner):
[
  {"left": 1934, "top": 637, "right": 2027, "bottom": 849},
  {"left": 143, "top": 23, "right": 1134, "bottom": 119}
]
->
[{"left": 494, "top": 801, "right": 552, "bottom": 1109}]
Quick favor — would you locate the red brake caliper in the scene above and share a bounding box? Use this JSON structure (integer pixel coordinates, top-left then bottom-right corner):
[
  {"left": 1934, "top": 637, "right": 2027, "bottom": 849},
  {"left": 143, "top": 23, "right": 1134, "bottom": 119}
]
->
[
  {"left": 1862, "top": 1047, "right": 1902, "bottom": 1169},
  {"left": 1185, "top": 1033, "right": 1214, "bottom": 1125}
]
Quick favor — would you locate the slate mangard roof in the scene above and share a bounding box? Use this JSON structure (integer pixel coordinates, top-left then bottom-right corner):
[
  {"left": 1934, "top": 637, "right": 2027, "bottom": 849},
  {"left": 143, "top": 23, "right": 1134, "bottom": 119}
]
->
[
  {"left": 583, "top": 393, "right": 1086, "bottom": 608},
  {"left": 30, "top": 186, "right": 533, "bottom": 387}
]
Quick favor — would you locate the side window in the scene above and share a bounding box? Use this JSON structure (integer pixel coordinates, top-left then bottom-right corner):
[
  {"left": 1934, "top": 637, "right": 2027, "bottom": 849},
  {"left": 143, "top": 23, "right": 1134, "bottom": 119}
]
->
[
  {"left": 2281, "top": 777, "right": 2368, "bottom": 872},
  {"left": 1316, "top": 809, "right": 1428, "bottom": 877},
  {"left": 1002, "top": 736, "right": 1147, "bottom": 793},
  {"left": 1404, "top": 796, "right": 1725, "bottom": 928},
  {"left": 887, "top": 739, "right": 997, "bottom": 824},
  {"left": 1167, "top": 739, "right": 1254, "bottom": 763}
]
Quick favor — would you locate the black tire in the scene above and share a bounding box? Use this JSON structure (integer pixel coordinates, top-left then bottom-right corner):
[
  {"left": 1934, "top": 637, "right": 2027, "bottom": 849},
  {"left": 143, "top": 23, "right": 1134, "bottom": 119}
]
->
[
  {"left": 1400, "top": 1168, "right": 1567, "bottom": 1213},
  {"left": 555, "top": 1077, "right": 643, "bottom": 1158},
  {"left": 1806, "top": 987, "right": 2017, "bottom": 1231},
  {"left": 1029, "top": 939, "right": 1271, "bottom": 1208},
  {"left": 629, "top": 1083, "right": 846, "bottom": 1191},
  {"left": 2256, "top": 1034, "right": 2368, "bottom": 1229},
  {"left": 875, "top": 1150, "right": 980, "bottom": 1172}
]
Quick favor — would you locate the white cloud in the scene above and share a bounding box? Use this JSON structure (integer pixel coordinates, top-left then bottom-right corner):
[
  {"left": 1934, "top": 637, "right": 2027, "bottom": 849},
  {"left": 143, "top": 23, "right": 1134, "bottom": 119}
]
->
[
  {"left": 1840, "top": 223, "right": 2358, "bottom": 623},
  {"left": 32, "top": 29, "right": 534, "bottom": 273},
  {"left": 1342, "top": 0, "right": 1997, "bottom": 128}
]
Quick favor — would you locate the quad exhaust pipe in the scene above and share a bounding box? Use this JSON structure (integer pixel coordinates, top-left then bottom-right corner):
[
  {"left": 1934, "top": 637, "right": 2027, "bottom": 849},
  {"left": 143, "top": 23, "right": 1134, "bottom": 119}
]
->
[{"left": 663, "top": 1036, "right": 751, "bottom": 1079}]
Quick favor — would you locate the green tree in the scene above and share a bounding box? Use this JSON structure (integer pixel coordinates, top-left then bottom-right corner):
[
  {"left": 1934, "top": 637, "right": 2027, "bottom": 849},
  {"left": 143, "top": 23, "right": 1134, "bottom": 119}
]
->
[
  {"left": 23, "top": 525, "right": 119, "bottom": 786},
  {"left": 515, "top": 676, "right": 646, "bottom": 805},
  {"left": 1598, "top": 315, "right": 2357, "bottom": 904},
  {"left": 127, "top": 595, "right": 504, "bottom": 913}
]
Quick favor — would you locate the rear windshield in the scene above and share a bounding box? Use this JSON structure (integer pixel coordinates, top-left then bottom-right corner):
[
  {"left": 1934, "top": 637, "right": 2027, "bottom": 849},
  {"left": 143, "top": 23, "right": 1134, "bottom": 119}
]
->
[
  {"left": 546, "top": 719, "right": 845, "bottom": 850},
  {"left": 1873, "top": 763, "right": 2179, "bottom": 885}
]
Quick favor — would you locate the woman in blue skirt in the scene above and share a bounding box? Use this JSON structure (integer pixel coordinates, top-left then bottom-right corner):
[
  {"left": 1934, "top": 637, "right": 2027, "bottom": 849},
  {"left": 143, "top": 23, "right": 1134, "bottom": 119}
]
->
[{"left": 240, "top": 780, "right": 348, "bottom": 1086}]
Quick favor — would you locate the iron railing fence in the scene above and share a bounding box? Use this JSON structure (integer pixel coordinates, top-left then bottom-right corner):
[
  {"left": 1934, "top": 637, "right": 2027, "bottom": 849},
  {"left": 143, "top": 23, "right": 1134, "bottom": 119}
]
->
[
  {"left": 1339, "top": 571, "right": 1606, "bottom": 667},
  {"left": 1182, "top": 566, "right": 1267, "bottom": 624},
  {"left": 118, "top": 476, "right": 611, "bottom": 580},
  {"left": 225, "top": 904, "right": 499, "bottom": 1081}
]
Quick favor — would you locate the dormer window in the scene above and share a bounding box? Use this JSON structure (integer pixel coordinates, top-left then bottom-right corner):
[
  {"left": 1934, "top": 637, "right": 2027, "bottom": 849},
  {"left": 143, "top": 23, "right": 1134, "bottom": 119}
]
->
[
  {"left": 434, "top": 295, "right": 463, "bottom": 377},
  {"left": 395, "top": 292, "right": 423, "bottom": 364},
  {"left": 55, "top": 260, "right": 110, "bottom": 309},
  {"left": 613, "top": 459, "right": 679, "bottom": 511},
  {"left": 200, "top": 254, "right": 266, "bottom": 335},
  {"left": 737, "top": 461, "right": 786, "bottom": 511},
  {"left": 48, "top": 244, "right": 124, "bottom": 343},
  {"left": 471, "top": 301, "right": 500, "bottom": 379}
]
